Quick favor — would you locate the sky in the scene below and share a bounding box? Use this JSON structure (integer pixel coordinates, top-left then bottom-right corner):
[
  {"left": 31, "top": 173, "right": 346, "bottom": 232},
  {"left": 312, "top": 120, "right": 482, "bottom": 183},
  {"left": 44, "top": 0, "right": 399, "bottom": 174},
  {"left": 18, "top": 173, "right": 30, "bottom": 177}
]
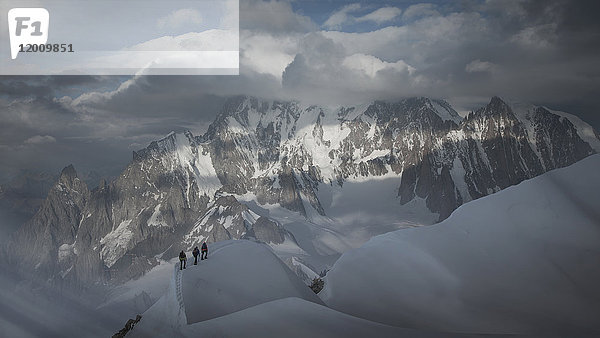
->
[{"left": 1, "top": 0, "right": 600, "bottom": 183}]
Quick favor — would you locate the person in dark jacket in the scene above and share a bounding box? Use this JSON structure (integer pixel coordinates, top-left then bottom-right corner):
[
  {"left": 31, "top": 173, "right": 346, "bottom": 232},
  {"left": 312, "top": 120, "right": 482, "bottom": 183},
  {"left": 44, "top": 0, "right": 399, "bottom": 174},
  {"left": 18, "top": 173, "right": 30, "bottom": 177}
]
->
[
  {"left": 201, "top": 242, "right": 208, "bottom": 260},
  {"left": 192, "top": 246, "right": 200, "bottom": 265},
  {"left": 179, "top": 250, "right": 187, "bottom": 270}
]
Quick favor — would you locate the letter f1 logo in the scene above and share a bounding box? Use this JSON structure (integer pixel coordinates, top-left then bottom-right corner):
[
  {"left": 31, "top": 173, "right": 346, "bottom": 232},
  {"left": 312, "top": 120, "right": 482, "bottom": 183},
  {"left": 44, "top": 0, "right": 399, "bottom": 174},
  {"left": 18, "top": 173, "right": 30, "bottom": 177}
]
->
[{"left": 8, "top": 8, "right": 49, "bottom": 59}]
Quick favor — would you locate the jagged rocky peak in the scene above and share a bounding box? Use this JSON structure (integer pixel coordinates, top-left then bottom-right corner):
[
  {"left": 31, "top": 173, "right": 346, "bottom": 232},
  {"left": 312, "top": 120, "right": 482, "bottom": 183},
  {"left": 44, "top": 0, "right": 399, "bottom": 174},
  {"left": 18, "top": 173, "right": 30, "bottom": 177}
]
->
[
  {"left": 469, "top": 96, "right": 515, "bottom": 120},
  {"left": 207, "top": 96, "right": 264, "bottom": 131},
  {"left": 212, "top": 96, "right": 463, "bottom": 135},
  {"left": 463, "top": 96, "right": 531, "bottom": 144},
  {"left": 133, "top": 130, "right": 204, "bottom": 162},
  {"left": 488, "top": 95, "right": 510, "bottom": 111},
  {"left": 427, "top": 98, "right": 462, "bottom": 122},
  {"left": 184, "top": 195, "right": 258, "bottom": 245},
  {"left": 514, "top": 105, "right": 596, "bottom": 171},
  {"left": 58, "top": 164, "right": 79, "bottom": 185},
  {"left": 53, "top": 164, "right": 89, "bottom": 204},
  {"left": 7, "top": 164, "right": 90, "bottom": 279},
  {"left": 183, "top": 194, "right": 291, "bottom": 248},
  {"left": 205, "top": 95, "right": 305, "bottom": 142},
  {"left": 361, "top": 97, "right": 462, "bottom": 127}
]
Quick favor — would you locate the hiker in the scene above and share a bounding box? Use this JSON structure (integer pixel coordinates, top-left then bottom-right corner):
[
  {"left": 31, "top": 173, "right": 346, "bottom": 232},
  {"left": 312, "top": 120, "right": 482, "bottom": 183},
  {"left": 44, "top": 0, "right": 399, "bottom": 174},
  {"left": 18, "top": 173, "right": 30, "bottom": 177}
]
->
[
  {"left": 179, "top": 250, "right": 187, "bottom": 270},
  {"left": 201, "top": 242, "right": 208, "bottom": 260},
  {"left": 192, "top": 246, "right": 200, "bottom": 265}
]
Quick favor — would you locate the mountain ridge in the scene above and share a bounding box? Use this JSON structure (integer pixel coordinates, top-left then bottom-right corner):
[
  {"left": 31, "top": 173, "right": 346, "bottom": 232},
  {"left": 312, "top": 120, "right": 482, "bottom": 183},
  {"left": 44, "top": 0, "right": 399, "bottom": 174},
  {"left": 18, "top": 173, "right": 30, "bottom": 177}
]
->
[{"left": 6, "top": 95, "right": 599, "bottom": 289}]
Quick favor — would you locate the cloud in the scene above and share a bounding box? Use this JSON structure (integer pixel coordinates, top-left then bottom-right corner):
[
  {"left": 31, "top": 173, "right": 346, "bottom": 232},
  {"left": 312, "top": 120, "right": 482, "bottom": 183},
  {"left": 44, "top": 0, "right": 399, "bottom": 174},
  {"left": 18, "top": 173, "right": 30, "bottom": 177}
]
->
[
  {"left": 157, "top": 8, "right": 203, "bottom": 30},
  {"left": 320, "top": 26, "right": 407, "bottom": 62},
  {"left": 323, "top": 3, "right": 361, "bottom": 30},
  {"left": 356, "top": 7, "right": 402, "bottom": 24},
  {"left": 220, "top": 0, "right": 239, "bottom": 31},
  {"left": 342, "top": 53, "right": 414, "bottom": 78},
  {"left": 402, "top": 3, "right": 440, "bottom": 21},
  {"left": 125, "top": 30, "right": 238, "bottom": 51},
  {"left": 319, "top": 10, "right": 490, "bottom": 67},
  {"left": 0, "top": 76, "right": 106, "bottom": 98},
  {"left": 240, "top": 0, "right": 316, "bottom": 33},
  {"left": 465, "top": 60, "right": 497, "bottom": 73},
  {"left": 240, "top": 31, "right": 298, "bottom": 78},
  {"left": 510, "top": 23, "right": 557, "bottom": 49},
  {"left": 0, "top": 97, "right": 130, "bottom": 180},
  {"left": 24, "top": 135, "right": 56, "bottom": 145},
  {"left": 280, "top": 33, "right": 422, "bottom": 104},
  {"left": 12, "top": 1, "right": 600, "bottom": 114},
  {"left": 323, "top": 4, "right": 401, "bottom": 29},
  {"left": 2, "top": 0, "right": 600, "bottom": 181}
]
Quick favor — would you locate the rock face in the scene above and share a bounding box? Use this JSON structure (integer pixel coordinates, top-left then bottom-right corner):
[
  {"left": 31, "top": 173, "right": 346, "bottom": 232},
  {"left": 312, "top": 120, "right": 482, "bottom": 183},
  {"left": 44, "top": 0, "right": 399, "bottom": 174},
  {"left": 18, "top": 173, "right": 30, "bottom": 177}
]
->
[
  {"left": 0, "top": 169, "right": 105, "bottom": 242},
  {"left": 249, "top": 217, "right": 287, "bottom": 244},
  {"left": 7, "top": 96, "right": 599, "bottom": 288},
  {"left": 183, "top": 195, "right": 291, "bottom": 246},
  {"left": 8, "top": 165, "right": 89, "bottom": 279},
  {"left": 112, "top": 314, "right": 142, "bottom": 338},
  {"left": 0, "top": 170, "right": 56, "bottom": 243}
]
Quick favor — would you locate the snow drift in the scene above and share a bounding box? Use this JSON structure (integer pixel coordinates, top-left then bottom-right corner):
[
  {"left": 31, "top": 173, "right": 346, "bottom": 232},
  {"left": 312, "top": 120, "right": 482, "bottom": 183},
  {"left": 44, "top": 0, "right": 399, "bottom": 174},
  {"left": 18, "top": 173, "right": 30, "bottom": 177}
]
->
[
  {"left": 180, "top": 240, "right": 322, "bottom": 323},
  {"left": 321, "top": 154, "right": 600, "bottom": 335},
  {"left": 150, "top": 297, "right": 470, "bottom": 338},
  {"left": 130, "top": 240, "right": 321, "bottom": 335},
  {"left": 129, "top": 239, "right": 484, "bottom": 337}
]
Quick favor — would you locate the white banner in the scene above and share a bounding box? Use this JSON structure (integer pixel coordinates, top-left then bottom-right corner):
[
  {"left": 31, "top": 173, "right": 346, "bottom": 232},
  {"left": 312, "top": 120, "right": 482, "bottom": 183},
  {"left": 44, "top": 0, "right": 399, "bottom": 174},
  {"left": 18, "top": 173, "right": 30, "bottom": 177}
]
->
[{"left": 0, "top": 0, "right": 239, "bottom": 75}]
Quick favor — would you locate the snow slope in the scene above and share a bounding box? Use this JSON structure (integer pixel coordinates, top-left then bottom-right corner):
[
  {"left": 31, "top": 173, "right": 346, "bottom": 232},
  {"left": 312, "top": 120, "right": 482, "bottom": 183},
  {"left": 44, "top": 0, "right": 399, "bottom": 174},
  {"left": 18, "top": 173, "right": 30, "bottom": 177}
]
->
[
  {"left": 180, "top": 240, "right": 322, "bottom": 323},
  {"left": 96, "top": 258, "right": 175, "bottom": 320},
  {"left": 152, "top": 297, "right": 486, "bottom": 338},
  {"left": 130, "top": 240, "right": 320, "bottom": 334},
  {"left": 321, "top": 154, "right": 600, "bottom": 335},
  {"left": 132, "top": 294, "right": 487, "bottom": 338},
  {"left": 129, "top": 239, "right": 491, "bottom": 338}
]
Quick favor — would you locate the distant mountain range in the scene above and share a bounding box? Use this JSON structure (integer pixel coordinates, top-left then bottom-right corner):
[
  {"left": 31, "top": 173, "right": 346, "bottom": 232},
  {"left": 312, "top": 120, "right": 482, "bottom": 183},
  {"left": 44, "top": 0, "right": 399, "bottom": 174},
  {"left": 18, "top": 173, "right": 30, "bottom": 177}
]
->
[{"left": 5, "top": 96, "right": 599, "bottom": 290}]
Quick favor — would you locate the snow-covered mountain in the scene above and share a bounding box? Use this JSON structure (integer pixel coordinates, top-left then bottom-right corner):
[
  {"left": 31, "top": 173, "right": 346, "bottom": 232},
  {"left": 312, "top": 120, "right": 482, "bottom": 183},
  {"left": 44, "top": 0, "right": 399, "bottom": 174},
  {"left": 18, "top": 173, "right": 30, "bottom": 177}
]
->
[
  {"left": 321, "top": 154, "right": 600, "bottom": 335},
  {"left": 6, "top": 96, "right": 599, "bottom": 289}
]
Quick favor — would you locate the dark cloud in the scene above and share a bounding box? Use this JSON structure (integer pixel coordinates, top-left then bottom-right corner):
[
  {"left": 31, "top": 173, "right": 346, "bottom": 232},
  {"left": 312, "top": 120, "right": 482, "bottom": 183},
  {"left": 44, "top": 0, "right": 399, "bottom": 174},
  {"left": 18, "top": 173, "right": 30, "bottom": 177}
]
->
[
  {"left": 0, "top": 96, "right": 122, "bottom": 182},
  {"left": 1, "top": 0, "right": 599, "bottom": 182},
  {"left": 0, "top": 79, "right": 53, "bottom": 97},
  {"left": 240, "top": 0, "right": 317, "bottom": 33},
  {"left": 0, "top": 72, "right": 284, "bottom": 182},
  {"left": 0, "top": 76, "right": 109, "bottom": 98}
]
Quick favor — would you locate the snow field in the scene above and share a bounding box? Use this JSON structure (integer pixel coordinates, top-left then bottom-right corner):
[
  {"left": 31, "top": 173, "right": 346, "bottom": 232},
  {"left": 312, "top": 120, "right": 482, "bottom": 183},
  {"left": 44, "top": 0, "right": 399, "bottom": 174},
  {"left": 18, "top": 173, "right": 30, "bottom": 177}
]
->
[{"left": 321, "top": 154, "right": 600, "bottom": 335}]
